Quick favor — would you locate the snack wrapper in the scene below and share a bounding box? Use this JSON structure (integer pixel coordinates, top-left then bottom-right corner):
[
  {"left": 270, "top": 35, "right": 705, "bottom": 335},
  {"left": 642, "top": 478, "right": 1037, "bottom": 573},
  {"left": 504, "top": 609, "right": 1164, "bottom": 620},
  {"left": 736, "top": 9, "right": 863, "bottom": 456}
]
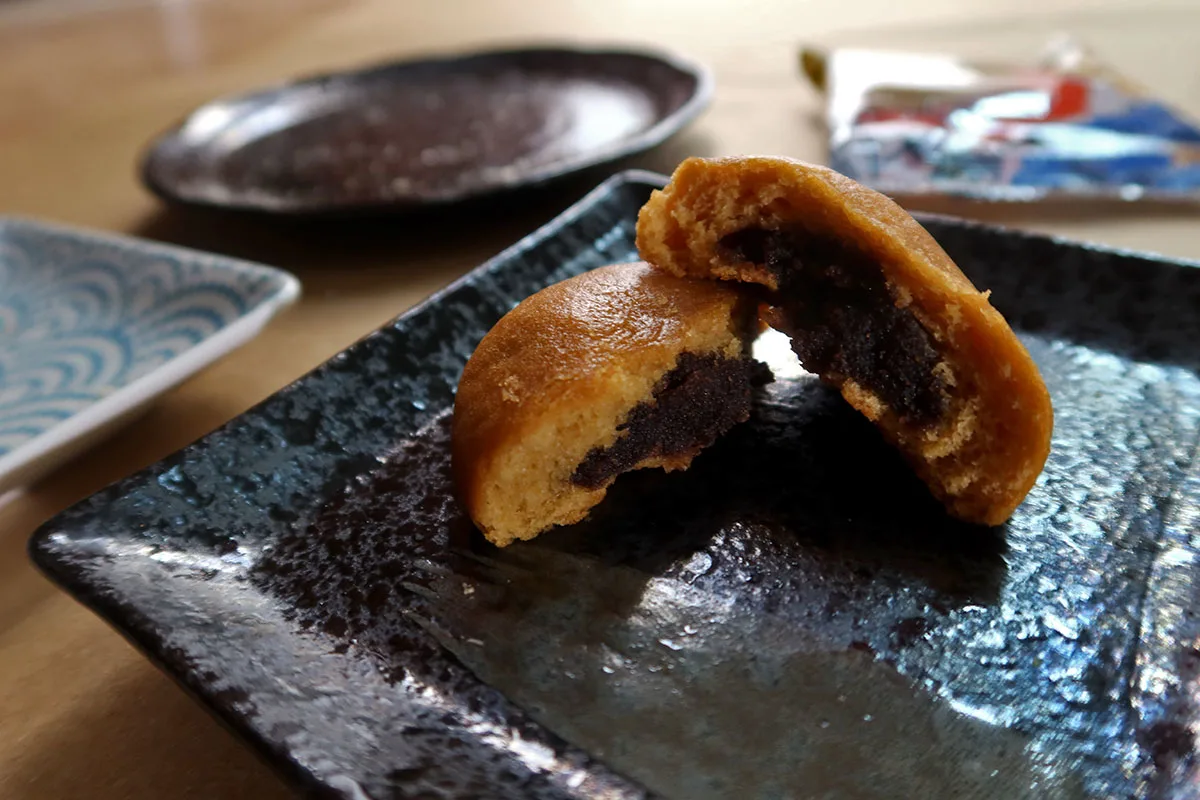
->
[{"left": 803, "top": 39, "right": 1200, "bottom": 201}]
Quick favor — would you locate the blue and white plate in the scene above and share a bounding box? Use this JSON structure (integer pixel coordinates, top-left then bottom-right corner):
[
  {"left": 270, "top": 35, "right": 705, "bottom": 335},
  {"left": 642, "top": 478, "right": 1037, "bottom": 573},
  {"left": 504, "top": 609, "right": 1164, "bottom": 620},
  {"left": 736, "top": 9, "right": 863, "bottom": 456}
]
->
[{"left": 0, "top": 217, "right": 300, "bottom": 493}]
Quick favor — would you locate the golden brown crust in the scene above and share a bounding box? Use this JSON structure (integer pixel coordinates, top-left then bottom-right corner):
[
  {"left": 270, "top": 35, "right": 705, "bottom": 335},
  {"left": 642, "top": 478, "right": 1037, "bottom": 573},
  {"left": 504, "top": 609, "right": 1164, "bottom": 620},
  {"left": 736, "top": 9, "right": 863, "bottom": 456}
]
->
[
  {"left": 452, "top": 262, "right": 754, "bottom": 546},
  {"left": 638, "top": 156, "right": 980, "bottom": 297},
  {"left": 637, "top": 156, "right": 1053, "bottom": 526}
]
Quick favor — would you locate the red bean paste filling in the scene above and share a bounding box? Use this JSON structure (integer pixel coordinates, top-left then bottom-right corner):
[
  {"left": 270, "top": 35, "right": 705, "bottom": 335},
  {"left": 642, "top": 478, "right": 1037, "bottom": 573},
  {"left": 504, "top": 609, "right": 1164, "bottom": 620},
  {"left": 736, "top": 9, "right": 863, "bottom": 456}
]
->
[
  {"left": 721, "top": 227, "right": 948, "bottom": 425},
  {"left": 571, "top": 352, "right": 767, "bottom": 489}
]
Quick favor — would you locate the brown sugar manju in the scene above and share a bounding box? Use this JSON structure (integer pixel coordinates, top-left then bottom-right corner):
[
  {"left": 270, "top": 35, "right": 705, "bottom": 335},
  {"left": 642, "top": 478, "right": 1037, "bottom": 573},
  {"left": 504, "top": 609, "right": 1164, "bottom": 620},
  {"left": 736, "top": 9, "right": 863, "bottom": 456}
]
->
[
  {"left": 452, "top": 262, "right": 765, "bottom": 547},
  {"left": 637, "top": 156, "right": 1053, "bottom": 526}
]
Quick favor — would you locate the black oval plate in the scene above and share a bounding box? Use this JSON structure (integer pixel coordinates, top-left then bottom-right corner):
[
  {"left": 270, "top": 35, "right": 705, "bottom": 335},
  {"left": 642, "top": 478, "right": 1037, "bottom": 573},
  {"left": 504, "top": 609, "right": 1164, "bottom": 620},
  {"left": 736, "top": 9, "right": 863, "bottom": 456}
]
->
[
  {"left": 140, "top": 47, "right": 712, "bottom": 216},
  {"left": 31, "top": 171, "right": 1200, "bottom": 798}
]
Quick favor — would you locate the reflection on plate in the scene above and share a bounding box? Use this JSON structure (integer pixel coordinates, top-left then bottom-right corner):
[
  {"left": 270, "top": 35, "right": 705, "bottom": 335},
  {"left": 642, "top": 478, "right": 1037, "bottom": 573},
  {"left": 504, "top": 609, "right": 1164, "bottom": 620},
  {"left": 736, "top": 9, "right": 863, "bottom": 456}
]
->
[
  {"left": 31, "top": 172, "right": 1200, "bottom": 798},
  {"left": 141, "top": 47, "right": 712, "bottom": 215},
  {"left": 0, "top": 217, "right": 298, "bottom": 493}
]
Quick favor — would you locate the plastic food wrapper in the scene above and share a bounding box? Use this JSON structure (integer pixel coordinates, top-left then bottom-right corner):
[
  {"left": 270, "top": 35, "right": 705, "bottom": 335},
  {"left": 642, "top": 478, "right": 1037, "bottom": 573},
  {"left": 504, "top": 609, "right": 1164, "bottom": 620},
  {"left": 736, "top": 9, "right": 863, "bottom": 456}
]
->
[{"left": 802, "top": 39, "right": 1200, "bottom": 202}]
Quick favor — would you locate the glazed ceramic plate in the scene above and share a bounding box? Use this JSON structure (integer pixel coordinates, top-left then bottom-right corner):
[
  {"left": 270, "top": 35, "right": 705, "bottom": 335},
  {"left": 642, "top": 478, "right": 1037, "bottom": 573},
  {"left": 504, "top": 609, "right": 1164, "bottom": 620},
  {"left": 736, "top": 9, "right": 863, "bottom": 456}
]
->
[
  {"left": 0, "top": 217, "right": 299, "bottom": 494},
  {"left": 31, "top": 172, "right": 1200, "bottom": 799},
  {"left": 141, "top": 47, "right": 711, "bottom": 215}
]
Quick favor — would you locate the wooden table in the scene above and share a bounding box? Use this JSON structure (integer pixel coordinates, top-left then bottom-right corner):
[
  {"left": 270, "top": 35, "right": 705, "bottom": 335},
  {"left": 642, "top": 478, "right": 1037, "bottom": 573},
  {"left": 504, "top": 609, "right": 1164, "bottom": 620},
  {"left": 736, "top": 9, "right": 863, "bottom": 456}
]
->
[{"left": 1, "top": 0, "right": 1197, "bottom": 796}]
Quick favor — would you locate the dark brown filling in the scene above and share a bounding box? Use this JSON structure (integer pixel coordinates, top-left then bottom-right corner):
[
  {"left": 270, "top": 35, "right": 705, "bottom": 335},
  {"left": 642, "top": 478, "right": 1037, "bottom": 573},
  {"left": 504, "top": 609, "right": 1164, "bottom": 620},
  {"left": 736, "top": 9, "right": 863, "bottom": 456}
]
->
[
  {"left": 721, "top": 227, "right": 948, "bottom": 425},
  {"left": 571, "top": 353, "right": 766, "bottom": 489}
]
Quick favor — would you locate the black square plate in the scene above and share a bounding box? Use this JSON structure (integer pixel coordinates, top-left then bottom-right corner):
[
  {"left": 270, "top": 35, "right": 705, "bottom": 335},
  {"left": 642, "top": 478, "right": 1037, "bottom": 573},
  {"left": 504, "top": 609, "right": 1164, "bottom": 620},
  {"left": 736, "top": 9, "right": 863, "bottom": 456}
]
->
[{"left": 31, "top": 171, "right": 1200, "bottom": 799}]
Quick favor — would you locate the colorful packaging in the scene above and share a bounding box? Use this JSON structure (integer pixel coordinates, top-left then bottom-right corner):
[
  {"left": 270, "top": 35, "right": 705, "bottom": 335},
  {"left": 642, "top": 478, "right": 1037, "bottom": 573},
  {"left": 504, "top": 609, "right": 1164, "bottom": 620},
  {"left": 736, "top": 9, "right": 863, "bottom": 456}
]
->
[{"left": 802, "top": 39, "right": 1200, "bottom": 201}]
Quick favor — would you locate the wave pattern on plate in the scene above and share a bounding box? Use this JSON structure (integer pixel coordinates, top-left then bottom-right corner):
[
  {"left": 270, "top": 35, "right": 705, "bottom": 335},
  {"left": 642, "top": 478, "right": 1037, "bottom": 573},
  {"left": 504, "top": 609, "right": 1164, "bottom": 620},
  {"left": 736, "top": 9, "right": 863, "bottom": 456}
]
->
[{"left": 0, "top": 222, "right": 280, "bottom": 456}]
